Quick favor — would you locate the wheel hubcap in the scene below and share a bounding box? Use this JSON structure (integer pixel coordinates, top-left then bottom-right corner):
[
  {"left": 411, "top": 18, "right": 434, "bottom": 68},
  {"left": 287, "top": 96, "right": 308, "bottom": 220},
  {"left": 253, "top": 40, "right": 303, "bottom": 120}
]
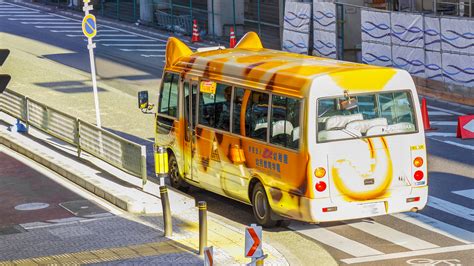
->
[
  {"left": 255, "top": 190, "right": 267, "bottom": 220},
  {"left": 170, "top": 161, "right": 179, "bottom": 185}
]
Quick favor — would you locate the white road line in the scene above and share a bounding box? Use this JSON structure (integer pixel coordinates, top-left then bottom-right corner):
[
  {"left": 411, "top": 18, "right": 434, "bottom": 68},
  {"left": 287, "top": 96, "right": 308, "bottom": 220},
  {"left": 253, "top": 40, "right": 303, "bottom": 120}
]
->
[
  {"left": 9, "top": 18, "right": 68, "bottom": 21},
  {"left": 23, "top": 22, "right": 78, "bottom": 25},
  {"left": 0, "top": 11, "right": 39, "bottom": 14},
  {"left": 50, "top": 30, "right": 82, "bottom": 33},
  {"left": 341, "top": 244, "right": 474, "bottom": 264},
  {"left": 428, "top": 106, "right": 466, "bottom": 116},
  {"left": 392, "top": 213, "right": 474, "bottom": 244},
  {"left": 428, "top": 111, "right": 453, "bottom": 116},
  {"left": 425, "top": 132, "right": 457, "bottom": 137},
  {"left": 92, "top": 39, "right": 156, "bottom": 42},
  {"left": 346, "top": 221, "right": 439, "bottom": 250},
  {"left": 101, "top": 43, "right": 166, "bottom": 47},
  {"left": 428, "top": 196, "right": 474, "bottom": 222},
  {"left": 442, "top": 141, "right": 474, "bottom": 151},
  {"left": 430, "top": 121, "right": 458, "bottom": 126},
  {"left": 120, "top": 49, "right": 165, "bottom": 52},
  {"left": 95, "top": 34, "right": 137, "bottom": 37},
  {"left": 4, "top": 14, "right": 51, "bottom": 17},
  {"left": 141, "top": 54, "right": 165, "bottom": 58},
  {"left": 35, "top": 25, "right": 79, "bottom": 28},
  {"left": 452, "top": 189, "right": 474, "bottom": 200},
  {"left": 289, "top": 223, "right": 384, "bottom": 257}
]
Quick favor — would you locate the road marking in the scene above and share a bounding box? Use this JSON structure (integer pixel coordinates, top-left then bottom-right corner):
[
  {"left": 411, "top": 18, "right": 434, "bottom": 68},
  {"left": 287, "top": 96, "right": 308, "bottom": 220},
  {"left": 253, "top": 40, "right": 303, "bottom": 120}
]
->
[
  {"left": 452, "top": 189, "right": 474, "bottom": 200},
  {"left": 92, "top": 39, "right": 156, "bottom": 42},
  {"left": 0, "top": 11, "right": 39, "bottom": 14},
  {"left": 430, "top": 121, "right": 458, "bottom": 126},
  {"left": 391, "top": 213, "right": 474, "bottom": 244},
  {"left": 425, "top": 132, "right": 457, "bottom": 137},
  {"left": 346, "top": 220, "right": 439, "bottom": 250},
  {"left": 102, "top": 43, "right": 166, "bottom": 47},
  {"left": 428, "top": 196, "right": 474, "bottom": 221},
  {"left": 120, "top": 49, "right": 165, "bottom": 52},
  {"left": 9, "top": 18, "right": 68, "bottom": 21},
  {"left": 341, "top": 244, "right": 474, "bottom": 264},
  {"left": 35, "top": 25, "right": 80, "bottom": 28},
  {"left": 428, "top": 106, "right": 466, "bottom": 116},
  {"left": 96, "top": 34, "right": 137, "bottom": 37},
  {"left": 3, "top": 14, "right": 51, "bottom": 17},
  {"left": 442, "top": 141, "right": 474, "bottom": 151},
  {"left": 289, "top": 223, "right": 384, "bottom": 257},
  {"left": 24, "top": 22, "right": 79, "bottom": 25},
  {"left": 141, "top": 54, "right": 165, "bottom": 58}
]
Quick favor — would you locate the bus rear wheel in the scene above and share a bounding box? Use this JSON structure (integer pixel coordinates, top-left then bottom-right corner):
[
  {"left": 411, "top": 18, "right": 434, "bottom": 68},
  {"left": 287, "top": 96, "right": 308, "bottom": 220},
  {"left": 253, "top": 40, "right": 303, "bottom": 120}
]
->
[
  {"left": 168, "top": 154, "right": 189, "bottom": 192},
  {"left": 252, "top": 183, "right": 278, "bottom": 228}
]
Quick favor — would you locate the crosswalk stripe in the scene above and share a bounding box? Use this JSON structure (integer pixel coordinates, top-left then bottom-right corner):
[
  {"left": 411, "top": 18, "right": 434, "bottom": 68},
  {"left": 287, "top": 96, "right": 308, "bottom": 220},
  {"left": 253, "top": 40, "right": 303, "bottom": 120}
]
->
[
  {"left": 92, "top": 39, "right": 155, "bottom": 42},
  {"left": 101, "top": 44, "right": 166, "bottom": 47},
  {"left": 442, "top": 141, "right": 474, "bottom": 151},
  {"left": 428, "top": 106, "right": 466, "bottom": 116},
  {"left": 428, "top": 111, "right": 453, "bottom": 116},
  {"left": 289, "top": 223, "right": 384, "bottom": 257},
  {"left": 452, "top": 189, "right": 474, "bottom": 200},
  {"left": 23, "top": 22, "right": 78, "bottom": 25},
  {"left": 428, "top": 196, "right": 474, "bottom": 221},
  {"left": 430, "top": 121, "right": 458, "bottom": 126},
  {"left": 35, "top": 25, "right": 79, "bottom": 28},
  {"left": 425, "top": 132, "right": 456, "bottom": 137},
  {"left": 346, "top": 221, "right": 439, "bottom": 250},
  {"left": 4, "top": 14, "right": 51, "bottom": 17},
  {"left": 120, "top": 49, "right": 165, "bottom": 52},
  {"left": 141, "top": 54, "right": 165, "bottom": 58},
  {"left": 95, "top": 34, "right": 136, "bottom": 37},
  {"left": 0, "top": 11, "right": 39, "bottom": 14},
  {"left": 341, "top": 243, "right": 474, "bottom": 264},
  {"left": 9, "top": 18, "right": 67, "bottom": 21},
  {"left": 392, "top": 213, "right": 474, "bottom": 244}
]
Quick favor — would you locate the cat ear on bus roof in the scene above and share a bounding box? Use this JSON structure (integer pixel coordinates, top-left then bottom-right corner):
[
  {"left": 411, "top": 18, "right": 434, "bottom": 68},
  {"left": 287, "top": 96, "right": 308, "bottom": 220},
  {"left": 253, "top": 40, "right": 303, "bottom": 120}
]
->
[
  {"left": 165, "top": 37, "right": 193, "bottom": 68},
  {"left": 234, "top": 32, "right": 264, "bottom": 50}
]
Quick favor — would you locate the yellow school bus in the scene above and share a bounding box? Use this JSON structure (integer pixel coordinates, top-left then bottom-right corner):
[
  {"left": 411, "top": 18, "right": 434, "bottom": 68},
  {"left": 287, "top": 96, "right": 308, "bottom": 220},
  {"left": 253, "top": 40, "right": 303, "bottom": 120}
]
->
[{"left": 139, "top": 32, "right": 428, "bottom": 227}]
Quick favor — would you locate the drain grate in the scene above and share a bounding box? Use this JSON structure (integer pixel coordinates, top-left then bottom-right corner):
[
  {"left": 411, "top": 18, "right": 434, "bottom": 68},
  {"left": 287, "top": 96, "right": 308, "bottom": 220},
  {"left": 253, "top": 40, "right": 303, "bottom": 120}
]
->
[{"left": 59, "top": 200, "right": 108, "bottom": 217}]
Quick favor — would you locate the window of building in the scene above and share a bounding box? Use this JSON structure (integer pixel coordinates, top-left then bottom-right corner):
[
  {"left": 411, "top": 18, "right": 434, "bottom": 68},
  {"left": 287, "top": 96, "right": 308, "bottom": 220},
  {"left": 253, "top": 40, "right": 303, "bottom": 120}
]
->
[
  {"left": 198, "top": 82, "right": 232, "bottom": 131},
  {"left": 270, "top": 95, "right": 301, "bottom": 149},
  {"left": 158, "top": 72, "right": 179, "bottom": 118}
]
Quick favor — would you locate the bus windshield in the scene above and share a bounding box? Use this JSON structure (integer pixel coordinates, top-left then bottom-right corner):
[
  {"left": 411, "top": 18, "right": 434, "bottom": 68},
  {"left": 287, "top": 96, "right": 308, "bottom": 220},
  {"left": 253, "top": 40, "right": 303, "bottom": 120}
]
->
[{"left": 317, "top": 91, "right": 417, "bottom": 142}]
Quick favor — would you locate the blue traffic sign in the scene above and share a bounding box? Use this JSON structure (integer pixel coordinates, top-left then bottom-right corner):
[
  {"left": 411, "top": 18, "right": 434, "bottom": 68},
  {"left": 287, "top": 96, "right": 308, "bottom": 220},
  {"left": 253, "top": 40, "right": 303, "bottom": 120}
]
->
[{"left": 82, "top": 14, "right": 97, "bottom": 38}]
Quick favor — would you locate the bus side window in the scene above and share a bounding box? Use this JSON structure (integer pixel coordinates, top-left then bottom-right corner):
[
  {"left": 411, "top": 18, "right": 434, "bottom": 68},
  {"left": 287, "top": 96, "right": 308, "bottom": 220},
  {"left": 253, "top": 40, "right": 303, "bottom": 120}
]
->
[
  {"left": 245, "top": 91, "right": 269, "bottom": 142},
  {"left": 232, "top": 87, "right": 245, "bottom": 135},
  {"left": 198, "top": 83, "right": 231, "bottom": 131},
  {"left": 270, "top": 95, "right": 301, "bottom": 150},
  {"left": 158, "top": 72, "right": 179, "bottom": 118}
]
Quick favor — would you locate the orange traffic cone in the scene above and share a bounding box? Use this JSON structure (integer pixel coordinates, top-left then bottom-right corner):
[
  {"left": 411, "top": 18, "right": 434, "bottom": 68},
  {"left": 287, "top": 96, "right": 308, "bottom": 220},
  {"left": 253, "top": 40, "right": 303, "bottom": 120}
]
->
[
  {"left": 229, "top": 27, "right": 236, "bottom": 48},
  {"left": 192, "top": 19, "right": 200, "bottom": 43},
  {"left": 421, "top": 98, "right": 434, "bottom": 131}
]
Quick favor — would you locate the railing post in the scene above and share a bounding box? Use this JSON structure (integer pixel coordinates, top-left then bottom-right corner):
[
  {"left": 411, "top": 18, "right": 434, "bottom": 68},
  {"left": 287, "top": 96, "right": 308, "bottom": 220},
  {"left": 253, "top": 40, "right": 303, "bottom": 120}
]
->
[
  {"left": 101, "top": 0, "right": 104, "bottom": 16},
  {"left": 198, "top": 201, "right": 207, "bottom": 255},
  {"left": 116, "top": 0, "right": 120, "bottom": 20},
  {"left": 24, "top": 96, "right": 30, "bottom": 133},
  {"left": 160, "top": 186, "right": 172, "bottom": 237},
  {"left": 76, "top": 118, "right": 81, "bottom": 157},
  {"left": 257, "top": 0, "right": 261, "bottom": 36},
  {"left": 140, "top": 145, "right": 147, "bottom": 187}
]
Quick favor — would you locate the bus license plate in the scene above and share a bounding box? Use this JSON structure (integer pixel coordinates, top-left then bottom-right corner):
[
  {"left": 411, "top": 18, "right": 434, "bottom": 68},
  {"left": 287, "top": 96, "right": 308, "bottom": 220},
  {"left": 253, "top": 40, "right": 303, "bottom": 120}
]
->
[{"left": 359, "top": 202, "right": 385, "bottom": 216}]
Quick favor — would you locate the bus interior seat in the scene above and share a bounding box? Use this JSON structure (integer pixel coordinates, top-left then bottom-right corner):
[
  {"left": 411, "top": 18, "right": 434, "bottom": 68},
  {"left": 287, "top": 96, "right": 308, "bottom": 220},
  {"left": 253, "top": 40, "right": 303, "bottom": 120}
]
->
[
  {"left": 325, "top": 113, "right": 363, "bottom": 130},
  {"left": 345, "top": 118, "right": 388, "bottom": 135},
  {"left": 318, "top": 128, "right": 362, "bottom": 142},
  {"left": 272, "top": 120, "right": 293, "bottom": 137},
  {"left": 292, "top": 126, "right": 300, "bottom": 142}
]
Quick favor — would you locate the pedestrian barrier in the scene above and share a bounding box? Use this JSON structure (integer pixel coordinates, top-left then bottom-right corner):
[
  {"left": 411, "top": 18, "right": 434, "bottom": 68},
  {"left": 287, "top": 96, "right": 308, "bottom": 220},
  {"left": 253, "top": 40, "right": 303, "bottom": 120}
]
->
[
  {"left": 0, "top": 89, "right": 148, "bottom": 185},
  {"left": 155, "top": 10, "right": 192, "bottom": 34}
]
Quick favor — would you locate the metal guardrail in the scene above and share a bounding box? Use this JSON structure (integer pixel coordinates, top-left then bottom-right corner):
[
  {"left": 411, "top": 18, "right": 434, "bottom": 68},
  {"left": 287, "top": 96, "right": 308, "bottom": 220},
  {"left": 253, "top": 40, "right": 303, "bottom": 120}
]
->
[{"left": 0, "top": 89, "right": 148, "bottom": 185}]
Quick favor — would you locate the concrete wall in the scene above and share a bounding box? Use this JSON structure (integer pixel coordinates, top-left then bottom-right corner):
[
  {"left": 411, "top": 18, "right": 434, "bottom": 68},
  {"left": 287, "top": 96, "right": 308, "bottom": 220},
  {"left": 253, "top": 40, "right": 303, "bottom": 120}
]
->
[{"left": 207, "top": 0, "right": 244, "bottom": 36}]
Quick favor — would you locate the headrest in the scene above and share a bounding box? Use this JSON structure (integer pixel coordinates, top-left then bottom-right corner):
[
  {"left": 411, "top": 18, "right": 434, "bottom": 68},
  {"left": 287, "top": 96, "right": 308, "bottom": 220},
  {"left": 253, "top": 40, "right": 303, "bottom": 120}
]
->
[{"left": 325, "top": 113, "right": 363, "bottom": 130}]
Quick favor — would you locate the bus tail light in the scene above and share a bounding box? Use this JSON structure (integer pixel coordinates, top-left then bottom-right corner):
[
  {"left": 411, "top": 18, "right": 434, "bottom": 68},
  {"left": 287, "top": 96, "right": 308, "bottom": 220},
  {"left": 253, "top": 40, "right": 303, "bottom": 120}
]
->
[
  {"left": 322, "top": 206, "right": 337, "bottom": 212},
  {"left": 406, "top": 197, "right": 420, "bottom": 203},
  {"left": 414, "top": 170, "right": 424, "bottom": 181},
  {"left": 315, "top": 181, "right": 327, "bottom": 192},
  {"left": 413, "top": 157, "right": 423, "bottom": 168},
  {"left": 314, "top": 167, "right": 326, "bottom": 178}
]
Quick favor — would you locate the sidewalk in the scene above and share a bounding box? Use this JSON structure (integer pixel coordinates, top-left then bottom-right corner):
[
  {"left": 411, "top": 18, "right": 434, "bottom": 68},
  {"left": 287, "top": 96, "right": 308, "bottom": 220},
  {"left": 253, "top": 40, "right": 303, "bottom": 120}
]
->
[{"left": 0, "top": 113, "right": 288, "bottom": 265}]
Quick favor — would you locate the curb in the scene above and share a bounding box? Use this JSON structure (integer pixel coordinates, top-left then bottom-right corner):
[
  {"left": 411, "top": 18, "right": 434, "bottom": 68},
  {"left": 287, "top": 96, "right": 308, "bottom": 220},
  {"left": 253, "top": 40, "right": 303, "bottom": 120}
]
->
[{"left": 0, "top": 130, "right": 161, "bottom": 214}]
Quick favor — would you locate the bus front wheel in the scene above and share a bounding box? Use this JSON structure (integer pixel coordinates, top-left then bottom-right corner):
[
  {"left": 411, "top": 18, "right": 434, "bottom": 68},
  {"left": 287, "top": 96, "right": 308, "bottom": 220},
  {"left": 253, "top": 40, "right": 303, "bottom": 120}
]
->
[
  {"left": 252, "top": 183, "right": 278, "bottom": 228},
  {"left": 168, "top": 154, "right": 189, "bottom": 192}
]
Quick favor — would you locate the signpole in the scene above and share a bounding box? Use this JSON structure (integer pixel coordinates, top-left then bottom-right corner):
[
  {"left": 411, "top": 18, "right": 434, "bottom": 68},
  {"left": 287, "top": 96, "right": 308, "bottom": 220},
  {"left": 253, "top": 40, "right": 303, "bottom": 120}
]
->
[{"left": 82, "top": 0, "right": 101, "bottom": 128}]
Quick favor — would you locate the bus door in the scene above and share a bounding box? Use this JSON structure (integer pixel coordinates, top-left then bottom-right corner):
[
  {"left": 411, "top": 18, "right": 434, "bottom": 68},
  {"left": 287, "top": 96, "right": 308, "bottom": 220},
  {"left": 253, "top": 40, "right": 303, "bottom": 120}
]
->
[{"left": 183, "top": 80, "right": 198, "bottom": 181}]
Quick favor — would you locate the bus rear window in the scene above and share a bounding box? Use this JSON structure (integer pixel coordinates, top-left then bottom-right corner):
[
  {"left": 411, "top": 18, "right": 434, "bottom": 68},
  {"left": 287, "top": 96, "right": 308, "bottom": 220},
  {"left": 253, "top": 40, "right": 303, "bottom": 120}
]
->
[{"left": 317, "top": 91, "right": 417, "bottom": 142}]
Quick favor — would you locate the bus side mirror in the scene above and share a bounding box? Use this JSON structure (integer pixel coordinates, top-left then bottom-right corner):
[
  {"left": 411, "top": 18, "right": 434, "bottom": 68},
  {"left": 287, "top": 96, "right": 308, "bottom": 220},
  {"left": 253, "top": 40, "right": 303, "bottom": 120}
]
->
[{"left": 138, "top": 91, "right": 154, "bottom": 113}]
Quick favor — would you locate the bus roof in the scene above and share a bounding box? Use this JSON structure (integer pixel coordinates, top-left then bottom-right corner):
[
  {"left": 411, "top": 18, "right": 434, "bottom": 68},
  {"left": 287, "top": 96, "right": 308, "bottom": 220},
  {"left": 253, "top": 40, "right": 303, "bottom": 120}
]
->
[{"left": 166, "top": 33, "right": 400, "bottom": 97}]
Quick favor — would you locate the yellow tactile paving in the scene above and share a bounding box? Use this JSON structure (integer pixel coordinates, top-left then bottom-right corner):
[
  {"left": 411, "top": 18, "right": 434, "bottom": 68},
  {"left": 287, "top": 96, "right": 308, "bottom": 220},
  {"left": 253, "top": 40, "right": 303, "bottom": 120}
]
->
[{"left": 0, "top": 240, "right": 188, "bottom": 265}]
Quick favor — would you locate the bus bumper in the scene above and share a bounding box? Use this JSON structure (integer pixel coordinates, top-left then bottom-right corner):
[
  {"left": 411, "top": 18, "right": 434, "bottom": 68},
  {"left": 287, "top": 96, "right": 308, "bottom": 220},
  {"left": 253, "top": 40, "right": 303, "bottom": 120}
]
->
[{"left": 304, "top": 186, "right": 428, "bottom": 223}]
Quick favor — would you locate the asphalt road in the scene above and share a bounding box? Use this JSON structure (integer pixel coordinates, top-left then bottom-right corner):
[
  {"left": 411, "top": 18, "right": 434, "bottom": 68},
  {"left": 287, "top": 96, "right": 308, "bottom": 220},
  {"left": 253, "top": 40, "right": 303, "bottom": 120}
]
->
[{"left": 1, "top": 1, "right": 473, "bottom": 265}]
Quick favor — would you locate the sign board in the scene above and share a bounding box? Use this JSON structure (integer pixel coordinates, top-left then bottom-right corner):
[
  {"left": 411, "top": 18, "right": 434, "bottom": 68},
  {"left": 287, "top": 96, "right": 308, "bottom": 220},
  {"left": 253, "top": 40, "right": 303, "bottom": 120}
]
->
[
  {"left": 200, "top": 81, "right": 216, "bottom": 94},
  {"left": 456, "top": 115, "right": 474, "bottom": 139},
  {"left": 82, "top": 14, "right": 97, "bottom": 38},
  {"left": 204, "top": 246, "right": 213, "bottom": 266},
  {"left": 245, "top": 224, "right": 263, "bottom": 258}
]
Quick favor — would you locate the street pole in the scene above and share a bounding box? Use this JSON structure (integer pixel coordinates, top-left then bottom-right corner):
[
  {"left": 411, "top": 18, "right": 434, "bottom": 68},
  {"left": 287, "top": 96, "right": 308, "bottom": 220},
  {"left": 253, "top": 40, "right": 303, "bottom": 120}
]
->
[{"left": 83, "top": 0, "right": 102, "bottom": 128}]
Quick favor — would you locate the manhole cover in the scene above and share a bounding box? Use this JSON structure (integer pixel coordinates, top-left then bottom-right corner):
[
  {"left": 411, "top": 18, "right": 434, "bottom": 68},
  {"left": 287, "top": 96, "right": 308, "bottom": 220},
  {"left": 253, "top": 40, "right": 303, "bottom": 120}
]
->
[
  {"left": 59, "top": 200, "right": 108, "bottom": 217},
  {"left": 14, "top": 202, "right": 50, "bottom": 211}
]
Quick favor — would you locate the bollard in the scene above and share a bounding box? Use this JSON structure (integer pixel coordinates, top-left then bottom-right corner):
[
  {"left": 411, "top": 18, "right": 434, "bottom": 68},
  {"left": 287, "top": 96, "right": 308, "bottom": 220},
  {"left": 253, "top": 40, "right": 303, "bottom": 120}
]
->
[
  {"left": 198, "top": 201, "right": 208, "bottom": 255},
  {"left": 160, "top": 186, "right": 172, "bottom": 237},
  {"left": 155, "top": 146, "right": 168, "bottom": 186}
]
